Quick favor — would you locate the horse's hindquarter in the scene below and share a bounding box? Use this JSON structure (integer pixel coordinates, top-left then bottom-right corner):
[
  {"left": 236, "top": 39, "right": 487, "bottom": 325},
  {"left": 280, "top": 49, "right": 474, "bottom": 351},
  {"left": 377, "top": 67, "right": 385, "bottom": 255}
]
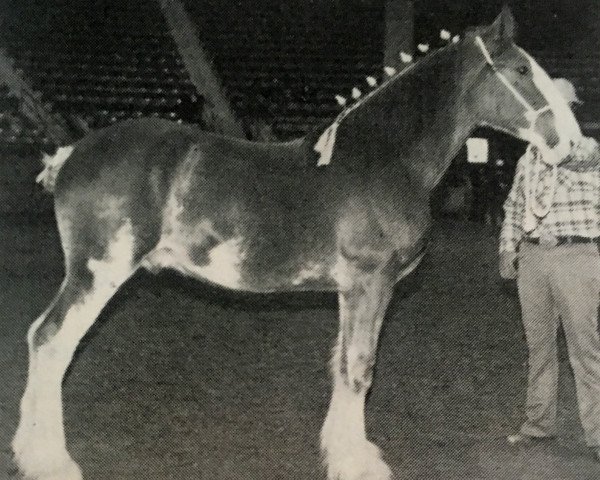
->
[
  {"left": 151, "top": 136, "right": 343, "bottom": 292},
  {"left": 52, "top": 119, "right": 203, "bottom": 265}
]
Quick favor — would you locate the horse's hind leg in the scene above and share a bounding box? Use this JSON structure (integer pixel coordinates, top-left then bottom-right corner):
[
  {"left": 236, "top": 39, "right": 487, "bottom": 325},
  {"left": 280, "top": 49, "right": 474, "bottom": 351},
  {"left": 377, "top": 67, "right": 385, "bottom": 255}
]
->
[
  {"left": 12, "top": 219, "right": 137, "bottom": 480},
  {"left": 321, "top": 253, "right": 396, "bottom": 480}
]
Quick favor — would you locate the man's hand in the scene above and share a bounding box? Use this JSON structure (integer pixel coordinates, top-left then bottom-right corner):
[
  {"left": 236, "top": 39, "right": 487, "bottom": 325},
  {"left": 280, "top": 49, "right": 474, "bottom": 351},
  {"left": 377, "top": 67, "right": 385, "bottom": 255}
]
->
[
  {"left": 560, "top": 137, "right": 600, "bottom": 172},
  {"left": 499, "top": 250, "right": 518, "bottom": 280}
]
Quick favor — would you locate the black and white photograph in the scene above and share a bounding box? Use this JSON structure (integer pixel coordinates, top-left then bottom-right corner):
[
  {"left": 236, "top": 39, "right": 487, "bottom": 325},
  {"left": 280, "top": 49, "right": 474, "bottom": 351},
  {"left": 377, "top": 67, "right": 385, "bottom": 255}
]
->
[{"left": 2, "top": 0, "right": 600, "bottom": 479}]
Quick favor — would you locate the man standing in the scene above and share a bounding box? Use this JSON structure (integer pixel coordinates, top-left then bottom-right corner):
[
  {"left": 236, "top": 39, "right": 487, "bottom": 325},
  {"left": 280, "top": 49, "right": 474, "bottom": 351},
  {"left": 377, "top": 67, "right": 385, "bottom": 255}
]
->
[{"left": 499, "top": 79, "right": 600, "bottom": 460}]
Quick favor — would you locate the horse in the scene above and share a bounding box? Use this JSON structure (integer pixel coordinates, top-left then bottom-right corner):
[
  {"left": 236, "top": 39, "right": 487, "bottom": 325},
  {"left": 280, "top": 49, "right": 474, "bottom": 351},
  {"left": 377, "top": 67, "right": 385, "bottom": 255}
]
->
[{"left": 12, "top": 7, "right": 582, "bottom": 480}]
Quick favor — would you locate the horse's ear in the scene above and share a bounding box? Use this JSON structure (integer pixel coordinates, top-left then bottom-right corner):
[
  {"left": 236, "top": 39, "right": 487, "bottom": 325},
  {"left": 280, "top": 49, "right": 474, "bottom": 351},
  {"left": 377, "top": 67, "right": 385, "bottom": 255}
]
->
[{"left": 491, "top": 5, "right": 516, "bottom": 41}]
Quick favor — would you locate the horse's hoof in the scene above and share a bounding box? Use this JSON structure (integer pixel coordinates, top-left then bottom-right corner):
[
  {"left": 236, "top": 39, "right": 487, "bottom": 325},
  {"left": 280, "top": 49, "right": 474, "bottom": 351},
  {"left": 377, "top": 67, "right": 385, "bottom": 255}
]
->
[
  {"left": 326, "top": 460, "right": 393, "bottom": 480},
  {"left": 11, "top": 447, "right": 83, "bottom": 480},
  {"left": 323, "top": 440, "right": 393, "bottom": 480},
  {"left": 14, "top": 462, "right": 82, "bottom": 480}
]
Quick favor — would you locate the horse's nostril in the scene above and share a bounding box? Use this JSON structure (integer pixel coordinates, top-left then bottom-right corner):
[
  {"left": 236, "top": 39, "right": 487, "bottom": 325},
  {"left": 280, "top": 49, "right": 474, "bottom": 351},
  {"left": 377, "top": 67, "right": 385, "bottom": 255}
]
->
[
  {"left": 547, "top": 129, "right": 560, "bottom": 148},
  {"left": 537, "top": 113, "right": 560, "bottom": 148}
]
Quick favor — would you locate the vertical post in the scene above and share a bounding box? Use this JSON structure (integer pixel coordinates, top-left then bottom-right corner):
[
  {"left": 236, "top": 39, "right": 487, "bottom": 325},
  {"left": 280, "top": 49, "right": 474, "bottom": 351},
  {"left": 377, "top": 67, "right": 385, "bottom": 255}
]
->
[
  {"left": 384, "top": 0, "right": 414, "bottom": 70},
  {"left": 158, "top": 0, "right": 245, "bottom": 137},
  {"left": 0, "top": 49, "right": 72, "bottom": 146},
  {"left": 583, "top": 0, "right": 600, "bottom": 49}
]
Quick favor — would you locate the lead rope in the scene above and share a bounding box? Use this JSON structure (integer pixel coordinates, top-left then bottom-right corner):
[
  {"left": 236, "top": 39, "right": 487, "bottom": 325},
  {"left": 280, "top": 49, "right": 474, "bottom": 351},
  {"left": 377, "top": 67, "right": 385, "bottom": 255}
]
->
[
  {"left": 522, "top": 145, "right": 558, "bottom": 232},
  {"left": 475, "top": 36, "right": 557, "bottom": 232}
]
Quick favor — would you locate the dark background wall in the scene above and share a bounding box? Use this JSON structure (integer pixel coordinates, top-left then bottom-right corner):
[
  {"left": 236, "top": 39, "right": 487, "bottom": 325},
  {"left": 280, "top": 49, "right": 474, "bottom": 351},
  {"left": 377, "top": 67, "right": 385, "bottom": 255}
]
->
[
  {"left": 0, "top": 153, "right": 48, "bottom": 214},
  {"left": 414, "top": 0, "right": 600, "bottom": 51}
]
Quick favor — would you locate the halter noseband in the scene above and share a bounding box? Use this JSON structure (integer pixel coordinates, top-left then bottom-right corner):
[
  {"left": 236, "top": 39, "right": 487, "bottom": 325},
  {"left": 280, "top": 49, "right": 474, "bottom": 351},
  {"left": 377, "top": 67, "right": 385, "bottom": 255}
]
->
[{"left": 474, "top": 36, "right": 551, "bottom": 123}]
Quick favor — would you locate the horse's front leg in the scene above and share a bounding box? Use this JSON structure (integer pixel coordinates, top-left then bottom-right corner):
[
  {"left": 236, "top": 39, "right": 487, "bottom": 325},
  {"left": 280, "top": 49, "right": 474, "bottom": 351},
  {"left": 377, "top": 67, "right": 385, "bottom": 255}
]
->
[{"left": 322, "top": 252, "right": 396, "bottom": 480}]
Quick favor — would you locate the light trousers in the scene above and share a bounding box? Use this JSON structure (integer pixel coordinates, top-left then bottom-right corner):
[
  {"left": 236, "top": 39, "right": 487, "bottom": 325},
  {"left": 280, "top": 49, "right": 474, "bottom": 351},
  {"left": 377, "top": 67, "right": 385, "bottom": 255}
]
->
[{"left": 517, "top": 242, "right": 600, "bottom": 446}]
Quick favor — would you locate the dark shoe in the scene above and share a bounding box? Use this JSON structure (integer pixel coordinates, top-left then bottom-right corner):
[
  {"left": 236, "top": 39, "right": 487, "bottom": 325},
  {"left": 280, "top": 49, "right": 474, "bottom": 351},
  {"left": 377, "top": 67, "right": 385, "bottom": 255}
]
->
[{"left": 507, "top": 432, "right": 555, "bottom": 446}]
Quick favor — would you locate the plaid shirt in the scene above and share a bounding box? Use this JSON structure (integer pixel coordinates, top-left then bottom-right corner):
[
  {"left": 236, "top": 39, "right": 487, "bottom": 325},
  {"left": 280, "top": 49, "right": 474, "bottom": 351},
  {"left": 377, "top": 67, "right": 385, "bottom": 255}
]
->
[{"left": 499, "top": 151, "right": 600, "bottom": 252}]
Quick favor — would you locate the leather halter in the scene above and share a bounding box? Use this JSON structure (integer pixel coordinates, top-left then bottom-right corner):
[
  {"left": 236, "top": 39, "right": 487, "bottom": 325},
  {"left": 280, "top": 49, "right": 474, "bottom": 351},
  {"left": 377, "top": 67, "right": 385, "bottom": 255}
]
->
[
  {"left": 474, "top": 36, "right": 552, "bottom": 126},
  {"left": 475, "top": 36, "right": 558, "bottom": 231}
]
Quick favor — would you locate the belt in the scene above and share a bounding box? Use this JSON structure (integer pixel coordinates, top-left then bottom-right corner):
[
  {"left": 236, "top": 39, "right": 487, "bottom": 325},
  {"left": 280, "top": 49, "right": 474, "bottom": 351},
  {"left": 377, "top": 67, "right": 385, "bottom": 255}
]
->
[{"left": 523, "top": 235, "right": 600, "bottom": 247}]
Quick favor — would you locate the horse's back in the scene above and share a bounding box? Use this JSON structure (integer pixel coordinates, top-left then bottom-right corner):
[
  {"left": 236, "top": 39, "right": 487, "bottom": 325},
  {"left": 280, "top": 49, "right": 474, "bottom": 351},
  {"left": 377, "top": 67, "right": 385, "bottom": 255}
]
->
[{"left": 55, "top": 118, "right": 309, "bottom": 195}]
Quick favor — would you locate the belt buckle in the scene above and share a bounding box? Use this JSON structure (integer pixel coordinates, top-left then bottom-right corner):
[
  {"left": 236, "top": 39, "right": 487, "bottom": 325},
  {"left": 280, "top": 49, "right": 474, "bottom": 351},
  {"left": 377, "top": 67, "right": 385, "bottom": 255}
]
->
[{"left": 539, "top": 233, "right": 559, "bottom": 248}]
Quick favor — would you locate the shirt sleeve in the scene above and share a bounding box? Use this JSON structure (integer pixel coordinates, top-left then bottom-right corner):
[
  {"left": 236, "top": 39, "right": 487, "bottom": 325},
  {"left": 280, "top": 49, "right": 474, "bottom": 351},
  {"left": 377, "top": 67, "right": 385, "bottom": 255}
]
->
[
  {"left": 560, "top": 138, "right": 600, "bottom": 173},
  {"left": 499, "top": 155, "right": 526, "bottom": 252}
]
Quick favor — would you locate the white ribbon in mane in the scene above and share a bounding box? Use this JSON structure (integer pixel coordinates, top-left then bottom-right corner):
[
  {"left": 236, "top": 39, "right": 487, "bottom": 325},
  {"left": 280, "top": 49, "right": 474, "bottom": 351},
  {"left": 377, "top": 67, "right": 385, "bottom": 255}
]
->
[
  {"left": 314, "top": 121, "right": 341, "bottom": 167},
  {"left": 314, "top": 100, "right": 362, "bottom": 166}
]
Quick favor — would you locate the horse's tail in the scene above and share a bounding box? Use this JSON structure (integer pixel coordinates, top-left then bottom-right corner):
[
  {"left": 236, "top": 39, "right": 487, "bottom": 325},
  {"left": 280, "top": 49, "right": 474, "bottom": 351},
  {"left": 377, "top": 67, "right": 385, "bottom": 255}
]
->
[{"left": 36, "top": 145, "right": 74, "bottom": 193}]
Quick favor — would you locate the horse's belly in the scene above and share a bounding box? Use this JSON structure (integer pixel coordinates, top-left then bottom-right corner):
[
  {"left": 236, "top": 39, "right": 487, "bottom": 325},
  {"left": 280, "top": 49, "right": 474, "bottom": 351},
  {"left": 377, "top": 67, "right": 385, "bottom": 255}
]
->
[
  {"left": 147, "top": 177, "right": 339, "bottom": 291},
  {"left": 142, "top": 235, "right": 247, "bottom": 290},
  {"left": 195, "top": 237, "right": 245, "bottom": 288},
  {"left": 142, "top": 234, "right": 338, "bottom": 293}
]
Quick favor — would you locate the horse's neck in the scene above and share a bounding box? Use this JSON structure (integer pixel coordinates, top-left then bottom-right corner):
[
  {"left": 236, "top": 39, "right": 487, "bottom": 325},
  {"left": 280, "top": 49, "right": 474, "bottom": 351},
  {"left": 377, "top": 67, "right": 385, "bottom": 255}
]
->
[
  {"left": 331, "top": 46, "right": 474, "bottom": 193},
  {"left": 400, "top": 107, "right": 473, "bottom": 192}
]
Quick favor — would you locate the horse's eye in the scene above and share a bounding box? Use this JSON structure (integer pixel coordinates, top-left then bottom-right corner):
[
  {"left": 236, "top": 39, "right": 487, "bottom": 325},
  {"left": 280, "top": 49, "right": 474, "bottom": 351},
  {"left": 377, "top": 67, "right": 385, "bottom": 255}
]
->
[{"left": 517, "top": 65, "right": 529, "bottom": 75}]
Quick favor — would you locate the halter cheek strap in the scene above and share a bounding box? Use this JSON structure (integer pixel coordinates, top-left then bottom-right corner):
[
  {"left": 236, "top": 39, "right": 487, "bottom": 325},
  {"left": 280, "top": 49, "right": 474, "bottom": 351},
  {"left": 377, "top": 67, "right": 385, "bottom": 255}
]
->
[{"left": 474, "top": 36, "right": 551, "bottom": 123}]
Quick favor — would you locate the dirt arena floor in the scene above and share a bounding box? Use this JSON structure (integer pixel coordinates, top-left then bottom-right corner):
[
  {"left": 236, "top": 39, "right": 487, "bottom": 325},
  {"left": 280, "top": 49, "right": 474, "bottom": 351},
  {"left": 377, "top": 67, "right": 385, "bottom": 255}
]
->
[{"left": 2, "top": 213, "right": 600, "bottom": 480}]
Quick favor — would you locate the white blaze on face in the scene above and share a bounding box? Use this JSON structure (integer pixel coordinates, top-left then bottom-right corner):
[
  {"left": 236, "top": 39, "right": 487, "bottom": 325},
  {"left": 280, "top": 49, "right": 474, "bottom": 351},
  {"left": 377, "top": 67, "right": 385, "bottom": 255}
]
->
[
  {"left": 519, "top": 48, "right": 582, "bottom": 159},
  {"left": 196, "top": 236, "right": 245, "bottom": 289}
]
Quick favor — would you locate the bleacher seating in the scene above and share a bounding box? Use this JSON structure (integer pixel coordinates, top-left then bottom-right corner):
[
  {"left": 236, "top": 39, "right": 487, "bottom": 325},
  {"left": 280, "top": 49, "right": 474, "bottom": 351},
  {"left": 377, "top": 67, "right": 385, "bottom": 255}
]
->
[
  {"left": 2, "top": 0, "right": 595, "bottom": 148},
  {"left": 182, "top": 0, "right": 385, "bottom": 139},
  {"left": 1, "top": 0, "right": 199, "bottom": 132},
  {"left": 0, "top": 84, "right": 53, "bottom": 154}
]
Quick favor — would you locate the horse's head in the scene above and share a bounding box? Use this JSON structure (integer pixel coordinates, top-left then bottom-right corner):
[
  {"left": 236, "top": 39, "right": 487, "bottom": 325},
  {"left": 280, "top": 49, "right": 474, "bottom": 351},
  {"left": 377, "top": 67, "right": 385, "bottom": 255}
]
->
[{"left": 462, "top": 6, "right": 582, "bottom": 162}]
